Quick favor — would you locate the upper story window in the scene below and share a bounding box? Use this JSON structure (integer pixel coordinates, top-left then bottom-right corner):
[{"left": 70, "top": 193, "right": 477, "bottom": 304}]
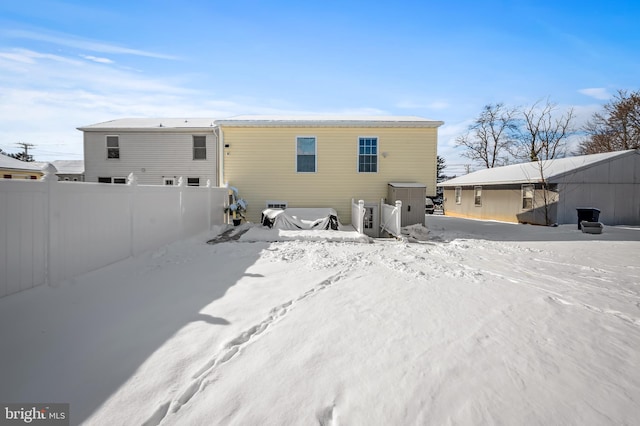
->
[
  {"left": 193, "top": 136, "right": 206, "bottom": 160},
  {"left": 296, "top": 137, "right": 316, "bottom": 173},
  {"left": 455, "top": 187, "right": 462, "bottom": 204},
  {"left": 522, "top": 184, "right": 534, "bottom": 209},
  {"left": 474, "top": 186, "right": 482, "bottom": 206},
  {"left": 106, "top": 136, "right": 120, "bottom": 159},
  {"left": 358, "top": 137, "right": 378, "bottom": 173}
]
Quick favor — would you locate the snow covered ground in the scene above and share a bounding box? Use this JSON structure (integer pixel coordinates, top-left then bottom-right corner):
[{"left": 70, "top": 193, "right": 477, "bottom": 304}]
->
[{"left": 1, "top": 216, "right": 639, "bottom": 425}]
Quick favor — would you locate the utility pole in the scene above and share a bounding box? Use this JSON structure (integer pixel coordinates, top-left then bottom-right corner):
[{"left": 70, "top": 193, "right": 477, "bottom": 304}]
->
[
  {"left": 15, "top": 142, "right": 36, "bottom": 161},
  {"left": 464, "top": 164, "right": 471, "bottom": 174}
]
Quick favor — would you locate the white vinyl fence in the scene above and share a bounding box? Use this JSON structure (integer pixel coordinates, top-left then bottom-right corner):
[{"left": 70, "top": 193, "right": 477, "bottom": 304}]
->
[
  {"left": 351, "top": 199, "right": 365, "bottom": 234},
  {"left": 380, "top": 199, "right": 402, "bottom": 237},
  {"left": 0, "top": 169, "right": 227, "bottom": 298}
]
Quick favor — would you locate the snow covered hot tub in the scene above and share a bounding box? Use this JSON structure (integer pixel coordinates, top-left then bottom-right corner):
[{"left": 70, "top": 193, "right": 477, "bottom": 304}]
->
[{"left": 261, "top": 208, "right": 340, "bottom": 231}]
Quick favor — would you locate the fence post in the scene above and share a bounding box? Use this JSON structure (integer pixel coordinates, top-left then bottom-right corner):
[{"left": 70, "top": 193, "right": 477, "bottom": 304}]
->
[
  {"left": 127, "top": 173, "right": 138, "bottom": 257},
  {"left": 395, "top": 200, "right": 402, "bottom": 234},
  {"left": 178, "top": 176, "right": 185, "bottom": 238},
  {"left": 42, "top": 164, "right": 58, "bottom": 286},
  {"left": 206, "top": 179, "right": 212, "bottom": 231},
  {"left": 358, "top": 199, "right": 365, "bottom": 234}
]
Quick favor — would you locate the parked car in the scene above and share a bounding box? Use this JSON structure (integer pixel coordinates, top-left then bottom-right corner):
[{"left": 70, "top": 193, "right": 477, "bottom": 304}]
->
[{"left": 425, "top": 197, "right": 435, "bottom": 214}]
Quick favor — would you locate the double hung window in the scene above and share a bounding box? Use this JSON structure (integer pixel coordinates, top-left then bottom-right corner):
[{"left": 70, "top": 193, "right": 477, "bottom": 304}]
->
[
  {"left": 106, "top": 136, "right": 120, "bottom": 159},
  {"left": 358, "top": 137, "right": 378, "bottom": 173},
  {"left": 296, "top": 137, "right": 316, "bottom": 173},
  {"left": 474, "top": 186, "right": 482, "bottom": 206},
  {"left": 193, "top": 136, "right": 206, "bottom": 160},
  {"left": 522, "top": 184, "right": 534, "bottom": 209}
]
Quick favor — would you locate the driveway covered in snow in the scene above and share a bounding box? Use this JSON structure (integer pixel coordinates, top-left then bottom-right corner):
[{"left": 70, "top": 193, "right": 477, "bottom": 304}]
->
[{"left": 1, "top": 217, "right": 639, "bottom": 425}]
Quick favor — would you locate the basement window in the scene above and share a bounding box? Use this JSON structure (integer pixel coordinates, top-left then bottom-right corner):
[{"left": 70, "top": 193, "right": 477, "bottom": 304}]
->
[{"left": 266, "top": 201, "right": 288, "bottom": 210}]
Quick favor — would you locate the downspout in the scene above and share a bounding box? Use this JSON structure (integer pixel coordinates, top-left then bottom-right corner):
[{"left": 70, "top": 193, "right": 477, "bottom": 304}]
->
[{"left": 218, "top": 126, "right": 225, "bottom": 187}]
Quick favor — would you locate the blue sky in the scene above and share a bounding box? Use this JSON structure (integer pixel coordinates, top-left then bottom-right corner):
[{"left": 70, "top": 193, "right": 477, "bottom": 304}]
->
[{"left": 1, "top": 0, "right": 639, "bottom": 174}]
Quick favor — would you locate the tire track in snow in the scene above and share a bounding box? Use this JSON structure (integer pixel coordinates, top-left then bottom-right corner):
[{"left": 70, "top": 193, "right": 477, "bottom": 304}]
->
[{"left": 142, "top": 270, "right": 347, "bottom": 426}]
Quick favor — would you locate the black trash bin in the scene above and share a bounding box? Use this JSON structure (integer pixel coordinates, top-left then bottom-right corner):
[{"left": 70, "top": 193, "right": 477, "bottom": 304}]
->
[{"left": 576, "top": 207, "right": 600, "bottom": 230}]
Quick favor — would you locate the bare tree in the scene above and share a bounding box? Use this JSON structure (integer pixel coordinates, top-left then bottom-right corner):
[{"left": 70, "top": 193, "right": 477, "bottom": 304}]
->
[
  {"left": 456, "top": 103, "right": 518, "bottom": 168},
  {"left": 513, "top": 99, "right": 575, "bottom": 226},
  {"left": 578, "top": 89, "right": 640, "bottom": 154},
  {"left": 514, "top": 99, "right": 575, "bottom": 161}
]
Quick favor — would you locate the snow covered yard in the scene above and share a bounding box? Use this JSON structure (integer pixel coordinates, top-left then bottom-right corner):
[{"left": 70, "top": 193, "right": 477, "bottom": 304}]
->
[{"left": 1, "top": 217, "right": 639, "bottom": 425}]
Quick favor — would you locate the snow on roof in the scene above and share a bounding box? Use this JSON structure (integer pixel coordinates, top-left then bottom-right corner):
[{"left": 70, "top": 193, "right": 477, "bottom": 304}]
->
[
  {"left": 0, "top": 154, "right": 45, "bottom": 172},
  {"left": 215, "top": 115, "right": 444, "bottom": 128},
  {"left": 77, "top": 118, "right": 217, "bottom": 131},
  {"left": 388, "top": 182, "right": 426, "bottom": 187},
  {"left": 439, "top": 150, "right": 638, "bottom": 187},
  {"left": 51, "top": 160, "right": 84, "bottom": 174}
]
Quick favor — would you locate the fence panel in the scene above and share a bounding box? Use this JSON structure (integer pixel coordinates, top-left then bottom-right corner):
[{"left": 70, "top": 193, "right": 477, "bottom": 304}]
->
[
  {"left": 351, "top": 199, "right": 365, "bottom": 234},
  {"left": 0, "top": 180, "right": 47, "bottom": 297},
  {"left": 0, "top": 174, "right": 228, "bottom": 298},
  {"left": 380, "top": 199, "right": 402, "bottom": 237}
]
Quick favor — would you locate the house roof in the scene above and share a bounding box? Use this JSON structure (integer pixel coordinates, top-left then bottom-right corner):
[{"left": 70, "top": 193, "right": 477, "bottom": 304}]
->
[
  {"left": 51, "top": 160, "right": 84, "bottom": 174},
  {"left": 0, "top": 154, "right": 45, "bottom": 172},
  {"left": 77, "top": 118, "right": 217, "bottom": 131},
  {"left": 215, "top": 115, "right": 444, "bottom": 128},
  {"left": 439, "top": 150, "right": 638, "bottom": 187}
]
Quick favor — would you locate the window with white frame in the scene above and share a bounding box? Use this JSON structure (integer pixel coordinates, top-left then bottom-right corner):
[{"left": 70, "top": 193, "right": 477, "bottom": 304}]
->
[
  {"left": 266, "top": 201, "right": 288, "bottom": 210},
  {"left": 474, "top": 186, "right": 482, "bottom": 206},
  {"left": 296, "top": 137, "right": 316, "bottom": 173},
  {"left": 455, "top": 187, "right": 462, "bottom": 204},
  {"left": 187, "top": 177, "right": 200, "bottom": 186},
  {"left": 106, "top": 136, "right": 120, "bottom": 159},
  {"left": 98, "top": 177, "right": 111, "bottom": 183},
  {"left": 358, "top": 137, "right": 378, "bottom": 173},
  {"left": 193, "top": 136, "right": 206, "bottom": 160},
  {"left": 522, "top": 184, "right": 534, "bottom": 209},
  {"left": 113, "top": 177, "right": 126, "bottom": 184},
  {"left": 164, "top": 177, "right": 175, "bottom": 186}
]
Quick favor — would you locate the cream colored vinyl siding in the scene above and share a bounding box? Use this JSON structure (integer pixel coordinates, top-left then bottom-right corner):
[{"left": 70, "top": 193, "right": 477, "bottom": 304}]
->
[
  {"left": 0, "top": 169, "right": 43, "bottom": 179},
  {"left": 84, "top": 131, "right": 217, "bottom": 185},
  {"left": 222, "top": 127, "right": 437, "bottom": 223},
  {"left": 442, "top": 185, "right": 558, "bottom": 224}
]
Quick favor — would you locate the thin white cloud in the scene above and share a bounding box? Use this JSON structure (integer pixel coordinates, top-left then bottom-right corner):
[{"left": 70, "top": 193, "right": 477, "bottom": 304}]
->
[
  {"left": 578, "top": 88, "right": 610, "bottom": 100},
  {"left": 395, "top": 100, "right": 450, "bottom": 110},
  {"left": 2, "top": 28, "right": 179, "bottom": 60},
  {"left": 81, "top": 55, "right": 114, "bottom": 64}
]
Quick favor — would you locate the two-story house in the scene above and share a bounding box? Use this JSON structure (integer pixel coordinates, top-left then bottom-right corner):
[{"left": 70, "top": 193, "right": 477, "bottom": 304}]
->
[{"left": 80, "top": 115, "right": 443, "bottom": 231}]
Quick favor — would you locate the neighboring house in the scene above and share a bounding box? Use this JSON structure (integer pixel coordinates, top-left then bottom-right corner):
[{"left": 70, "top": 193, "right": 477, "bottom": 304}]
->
[
  {"left": 439, "top": 150, "right": 640, "bottom": 226},
  {"left": 216, "top": 115, "right": 443, "bottom": 234},
  {"left": 51, "top": 160, "right": 85, "bottom": 182},
  {"left": 78, "top": 118, "right": 218, "bottom": 186},
  {"left": 0, "top": 154, "right": 43, "bottom": 180}
]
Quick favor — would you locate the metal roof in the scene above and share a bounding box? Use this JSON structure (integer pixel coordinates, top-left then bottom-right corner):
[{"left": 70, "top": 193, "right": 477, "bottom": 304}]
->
[
  {"left": 438, "top": 150, "right": 638, "bottom": 187},
  {"left": 0, "top": 154, "right": 45, "bottom": 172},
  {"left": 51, "top": 160, "right": 84, "bottom": 174},
  {"left": 77, "top": 118, "right": 217, "bottom": 131},
  {"left": 215, "top": 115, "right": 444, "bottom": 128}
]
